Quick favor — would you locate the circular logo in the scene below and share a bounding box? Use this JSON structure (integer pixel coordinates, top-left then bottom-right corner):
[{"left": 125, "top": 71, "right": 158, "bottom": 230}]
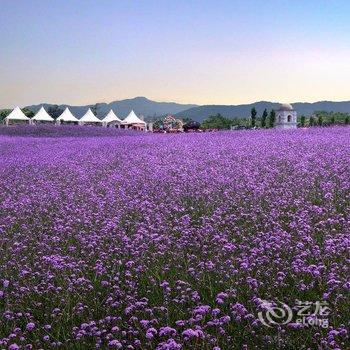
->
[{"left": 258, "top": 300, "right": 293, "bottom": 327}]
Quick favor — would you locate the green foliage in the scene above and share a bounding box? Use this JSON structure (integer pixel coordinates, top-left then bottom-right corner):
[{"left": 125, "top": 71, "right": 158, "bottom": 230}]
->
[
  {"left": 0, "top": 109, "right": 11, "bottom": 122},
  {"left": 300, "top": 115, "right": 306, "bottom": 127},
  {"left": 268, "top": 109, "right": 276, "bottom": 128},
  {"left": 313, "top": 110, "right": 350, "bottom": 125},
  {"left": 48, "top": 105, "right": 64, "bottom": 119},
  {"left": 261, "top": 109, "right": 268, "bottom": 128},
  {"left": 202, "top": 113, "right": 232, "bottom": 130},
  {"left": 182, "top": 117, "right": 193, "bottom": 124},
  {"left": 22, "top": 108, "right": 34, "bottom": 118},
  {"left": 317, "top": 115, "right": 323, "bottom": 126},
  {"left": 345, "top": 115, "right": 350, "bottom": 125},
  {"left": 250, "top": 107, "right": 257, "bottom": 127},
  {"left": 309, "top": 115, "right": 315, "bottom": 126},
  {"left": 153, "top": 119, "right": 163, "bottom": 130}
]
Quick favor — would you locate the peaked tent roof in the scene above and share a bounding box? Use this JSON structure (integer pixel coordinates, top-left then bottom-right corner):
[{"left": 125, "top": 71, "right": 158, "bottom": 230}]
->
[
  {"left": 57, "top": 107, "right": 79, "bottom": 122},
  {"left": 32, "top": 106, "right": 54, "bottom": 121},
  {"left": 102, "top": 109, "right": 122, "bottom": 123},
  {"left": 5, "top": 107, "right": 30, "bottom": 121},
  {"left": 79, "top": 108, "right": 102, "bottom": 123},
  {"left": 122, "top": 110, "right": 146, "bottom": 124}
]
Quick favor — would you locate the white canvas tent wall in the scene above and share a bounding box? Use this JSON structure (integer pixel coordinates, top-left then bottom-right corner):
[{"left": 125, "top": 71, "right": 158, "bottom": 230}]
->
[
  {"left": 121, "top": 110, "right": 146, "bottom": 130},
  {"left": 5, "top": 107, "right": 30, "bottom": 125},
  {"left": 78, "top": 108, "right": 102, "bottom": 125},
  {"left": 56, "top": 107, "right": 79, "bottom": 124},
  {"left": 32, "top": 106, "right": 54, "bottom": 123},
  {"left": 102, "top": 109, "right": 122, "bottom": 127}
]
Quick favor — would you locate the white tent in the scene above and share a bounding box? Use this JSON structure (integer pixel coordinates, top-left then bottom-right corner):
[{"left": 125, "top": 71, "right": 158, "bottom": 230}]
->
[
  {"left": 102, "top": 109, "right": 122, "bottom": 127},
  {"left": 56, "top": 107, "right": 79, "bottom": 124},
  {"left": 32, "top": 106, "right": 54, "bottom": 122},
  {"left": 78, "top": 108, "right": 102, "bottom": 125},
  {"left": 121, "top": 110, "right": 146, "bottom": 126},
  {"left": 5, "top": 107, "right": 30, "bottom": 125}
]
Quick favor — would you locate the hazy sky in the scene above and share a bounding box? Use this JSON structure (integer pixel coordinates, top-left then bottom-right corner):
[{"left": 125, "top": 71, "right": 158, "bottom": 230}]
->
[{"left": 1, "top": 0, "right": 350, "bottom": 108}]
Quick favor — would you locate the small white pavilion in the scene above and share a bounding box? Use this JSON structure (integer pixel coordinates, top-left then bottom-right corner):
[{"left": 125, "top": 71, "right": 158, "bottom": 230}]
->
[
  {"left": 78, "top": 108, "right": 102, "bottom": 125},
  {"left": 32, "top": 106, "right": 54, "bottom": 123},
  {"left": 4, "top": 107, "right": 30, "bottom": 125},
  {"left": 56, "top": 107, "right": 79, "bottom": 124},
  {"left": 102, "top": 109, "right": 122, "bottom": 127},
  {"left": 275, "top": 103, "right": 297, "bottom": 129},
  {"left": 121, "top": 110, "right": 146, "bottom": 131}
]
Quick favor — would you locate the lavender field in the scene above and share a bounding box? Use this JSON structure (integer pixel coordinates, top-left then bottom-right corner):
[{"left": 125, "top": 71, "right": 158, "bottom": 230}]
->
[{"left": 0, "top": 126, "right": 349, "bottom": 350}]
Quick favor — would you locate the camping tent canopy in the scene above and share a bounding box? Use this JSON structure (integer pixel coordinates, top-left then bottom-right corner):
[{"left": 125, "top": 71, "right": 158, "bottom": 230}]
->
[
  {"left": 57, "top": 107, "right": 79, "bottom": 122},
  {"left": 102, "top": 109, "right": 122, "bottom": 124},
  {"left": 79, "top": 108, "right": 102, "bottom": 123},
  {"left": 121, "top": 110, "right": 146, "bottom": 125},
  {"left": 5, "top": 107, "right": 30, "bottom": 121},
  {"left": 32, "top": 106, "right": 54, "bottom": 121}
]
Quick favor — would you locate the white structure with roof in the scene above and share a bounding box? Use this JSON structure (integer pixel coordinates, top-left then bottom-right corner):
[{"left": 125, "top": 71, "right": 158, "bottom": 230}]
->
[
  {"left": 78, "top": 108, "right": 102, "bottom": 125},
  {"left": 4, "top": 107, "right": 30, "bottom": 125},
  {"left": 102, "top": 109, "right": 122, "bottom": 127},
  {"left": 121, "top": 110, "right": 146, "bottom": 130},
  {"left": 56, "top": 107, "right": 79, "bottom": 124},
  {"left": 275, "top": 103, "right": 297, "bottom": 129},
  {"left": 32, "top": 106, "right": 54, "bottom": 123}
]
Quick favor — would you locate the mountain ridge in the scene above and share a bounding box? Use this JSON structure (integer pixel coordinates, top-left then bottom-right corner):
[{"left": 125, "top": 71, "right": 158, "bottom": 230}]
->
[
  {"left": 25, "top": 97, "right": 198, "bottom": 120},
  {"left": 21, "top": 97, "right": 350, "bottom": 122},
  {"left": 175, "top": 100, "right": 350, "bottom": 121}
]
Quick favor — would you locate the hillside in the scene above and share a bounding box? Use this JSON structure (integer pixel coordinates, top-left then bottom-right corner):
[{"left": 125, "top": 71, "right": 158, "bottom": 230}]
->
[
  {"left": 175, "top": 101, "right": 350, "bottom": 122},
  {"left": 25, "top": 97, "right": 197, "bottom": 119}
]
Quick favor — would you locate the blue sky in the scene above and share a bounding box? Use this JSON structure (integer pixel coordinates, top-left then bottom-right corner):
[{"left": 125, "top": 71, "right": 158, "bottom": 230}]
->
[{"left": 1, "top": 0, "right": 350, "bottom": 107}]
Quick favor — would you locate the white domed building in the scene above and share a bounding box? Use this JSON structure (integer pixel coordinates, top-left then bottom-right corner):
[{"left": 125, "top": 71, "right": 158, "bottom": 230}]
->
[{"left": 275, "top": 103, "right": 297, "bottom": 129}]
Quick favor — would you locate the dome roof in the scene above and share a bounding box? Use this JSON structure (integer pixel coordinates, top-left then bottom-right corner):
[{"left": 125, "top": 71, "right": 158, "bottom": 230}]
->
[{"left": 278, "top": 103, "right": 294, "bottom": 111}]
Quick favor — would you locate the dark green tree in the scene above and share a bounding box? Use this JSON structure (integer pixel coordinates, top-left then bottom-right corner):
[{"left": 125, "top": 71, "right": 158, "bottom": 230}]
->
[
  {"left": 300, "top": 115, "right": 306, "bottom": 127},
  {"left": 22, "top": 108, "right": 34, "bottom": 118},
  {"left": 261, "top": 109, "right": 268, "bottom": 128},
  {"left": 91, "top": 104, "right": 99, "bottom": 116},
  {"left": 317, "top": 115, "right": 323, "bottom": 126},
  {"left": 202, "top": 113, "right": 232, "bottom": 130},
  {"left": 309, "top": 115, "right": 315, "bottom": 126},
  {"left": 345, "top": 115, "right": 350, "bottom": 125},
  {"left": 268, "top": 109, "right": 276, "bottom": 128},
  {"left": 250, "top": 107, "right": 257, "bottom": 127},
  {"left": 47, "top": 105, "right": 64, "bottom": 119},
  {"left": 0, "top": 109, "right": 11, "bottom": 122},
  {"left": 330, "top": 115, "right": 336, "bottom": 125}
]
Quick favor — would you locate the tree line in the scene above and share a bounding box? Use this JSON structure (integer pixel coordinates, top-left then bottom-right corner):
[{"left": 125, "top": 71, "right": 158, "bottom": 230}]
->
[{"left": 200, "top": 108, "right": 350, "bottom": 130}]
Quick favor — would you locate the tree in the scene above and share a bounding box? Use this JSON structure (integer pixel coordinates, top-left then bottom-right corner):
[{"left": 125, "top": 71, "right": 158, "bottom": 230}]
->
[
  {"left": 309, "top": 115, "right": 315, "bottom": 126},
  {"left": 268, "top": 110, "right": 276, "bottom": 128},
  {"left": 153, "top": 119, "right": 163, "bottom": 130},
  {"left": 48, "top": 105, "right": 64, "bottom": 119},
  {"left": 201, "top": 113, "right": 232, "bottom": 130},
  {"left": 91, "top": 104, "right": 100, "bottom": 116},
  {"left": 182, "top": 117, "right": 193, "bottom": 124},
  {"left": 345, "top": 115, "right": 350, "bottom": 125},
  {"left": 300, "top": 115, "right": 306, "bottom": 127},
  {"left": 250, "top": 107, "right": 257, "bottom": 127},
  {"left": 183, "top": 121, "right": 200, "bottom": 132},
  {"left": 0, "top": 109, "right": 11, "bottom": 122},
  {"left": 261, "top": 109, "right": 268, "bottom": 128},
  {"left": 22, "top": 108, "right": 34, "bottom": 118},
  {"left": 330, "top": 115, "right": 336, "bottom": 125},
  {"left": 317, "top": 115, "right": 323, "bottom": 126}
]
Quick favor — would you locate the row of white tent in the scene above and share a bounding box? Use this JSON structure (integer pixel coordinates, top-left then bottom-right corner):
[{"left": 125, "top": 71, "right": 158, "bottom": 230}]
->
[{"left": 4, "top": 106, "right": 147, "bottom": 128}]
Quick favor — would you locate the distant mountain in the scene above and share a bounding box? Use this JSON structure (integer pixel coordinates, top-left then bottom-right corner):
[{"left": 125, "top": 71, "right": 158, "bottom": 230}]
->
[
  {"left": 25, "top": 97, "right": 197, "bottom": 120},
  {"left": 175, "top": 100, "right": 350, "bottom": 122},
  {"left": 21, "top": 98, "right": 350, "bottom": 122}
]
